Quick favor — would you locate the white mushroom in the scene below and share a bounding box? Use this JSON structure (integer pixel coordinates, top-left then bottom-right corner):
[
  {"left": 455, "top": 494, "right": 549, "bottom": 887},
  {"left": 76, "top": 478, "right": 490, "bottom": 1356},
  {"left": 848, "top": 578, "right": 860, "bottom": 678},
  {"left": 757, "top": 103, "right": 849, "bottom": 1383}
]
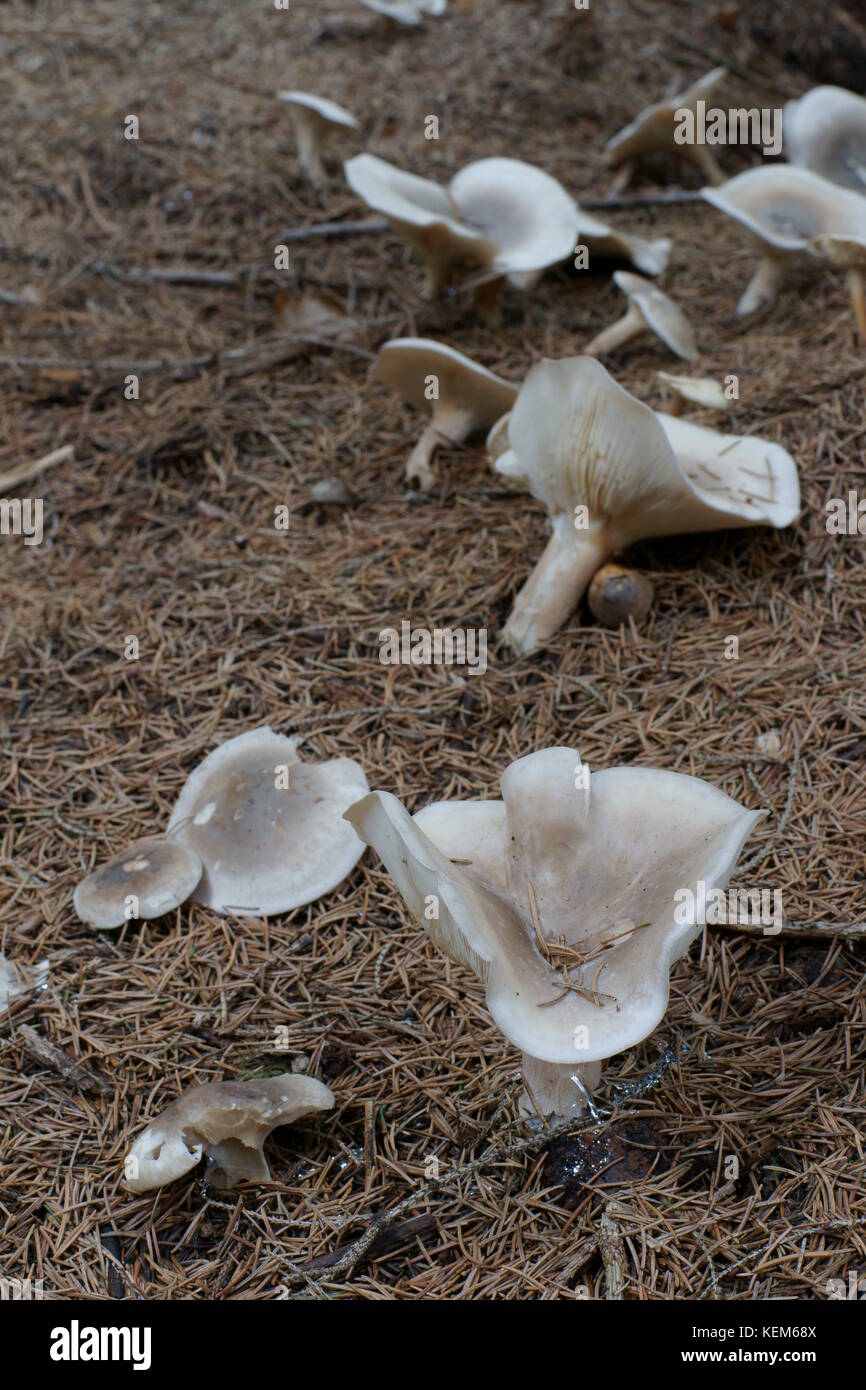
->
[
  {"left": 0, "top": 953, "right": 49, "bottom": 1011},
  {"left": 784, "top": 86, "right": 866, "bottom": 193},
  {"left": 345, "top": 747, "right": 761, "bottom": 1119},
  {"left": 361, "top": 0, "right": 446, "bottom": 26},
  {"left": 344, "top": 153, "right": 579, "bottom": 298},
  {"left": 277, "top": 92, "right": 359, "bottom": 186},
  {"left": 606, "top": 66, "right": 728, "bottom": 187},
  {"left": 493, "top": 356, "right": 799, "bottom": 654},
  {"left": 657, "top": 371, "right": 730, "bottom": 415},
  {"left": 585, "top": 271, "right": 698, "bottom": 360},
  {"left": 167, "top": 727, "right": 369, "bottom": 916},
  {"left": 73, "top": 838, "right": 203, "bottom": 930},
  {"left": 374, "top": 338, "right": 517, "bottom": 489},
  {"left": 578, "top": 210, "right": 672, "bottom": 276},
  {"left": 123, "top": 1075, "right": 335, "bottom": 1192},
  {"left": 702, "top": 165, "right": 866, "bottom": 315}
]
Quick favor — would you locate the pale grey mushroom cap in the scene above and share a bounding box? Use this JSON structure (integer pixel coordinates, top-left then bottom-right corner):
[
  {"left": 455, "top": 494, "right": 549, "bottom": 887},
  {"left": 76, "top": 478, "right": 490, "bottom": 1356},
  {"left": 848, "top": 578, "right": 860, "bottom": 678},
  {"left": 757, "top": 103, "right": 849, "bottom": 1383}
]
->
[
  {"left": 784, "top": 86, "right": 866, "bottom": 193},
  {"left": 655, "top": 412, "right": 800, "bottom": 531},
  {"left": 448, "top": 157, "right": 580, "bottom": 277},
  {"left": 73, "top": 837, "right": 203, "bottom": 930},
  {"left": 123, "top": 1075, "right": 335, "bottom": 1193},
  {"left": 361, "top": 0, "right": 446, "bottom": 22},
  {"left": 701, "top": 166, "right": 866, "bottom": 252},
  {"left": 167, "top": 727, "right": 369, "bottom": 917},
  {"left": 613, "top": 270, "right": 698, "bottom": 360},
  {"left": 657, "top": 371, "right": 730, "bottom": 411},
  {"left": 374, "top": 338, "right": 517, "bottom": 431},
  {"left": 346, "top": 747, "right": 761, "bottom": 1065},
  {"left": 578, "top": 209, "right": 672, "bottom": 276},
  {"left": 276, "top": 91, "right": 359, "bottom": 133},
  {"left": 606, "top": 66, "right": 727, "bottom": 163}
]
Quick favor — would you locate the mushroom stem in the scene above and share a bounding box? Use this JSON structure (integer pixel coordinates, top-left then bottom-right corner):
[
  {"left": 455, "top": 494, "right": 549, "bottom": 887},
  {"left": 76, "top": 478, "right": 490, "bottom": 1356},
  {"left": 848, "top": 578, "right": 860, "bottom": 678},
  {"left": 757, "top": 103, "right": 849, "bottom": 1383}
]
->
[
  {"left": 737, "top": 254, "right": 787, "bottom": 316},
  {"left": 848, "top": 268, "right": 866, "bottom": 342},
  {"left": 293, "top": 115, "right": 327, "bottom": 186},
  {"left": 584, "top": 301, "right": 646, "bottom": 357},
  {"left": 519, "top": 1055, "right": 603, "bottom": 1120},
  {"left": 690, "top": 144, "right": 726, "bottom": 186},
  {"left": 504, "top": 515, "right": 611, "bottom": 655}
]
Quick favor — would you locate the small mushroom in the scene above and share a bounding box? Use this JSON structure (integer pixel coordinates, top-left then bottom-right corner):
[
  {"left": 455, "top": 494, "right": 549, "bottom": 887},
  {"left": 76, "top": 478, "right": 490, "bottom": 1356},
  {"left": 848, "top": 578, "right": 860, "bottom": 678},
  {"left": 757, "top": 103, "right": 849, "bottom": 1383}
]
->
[
  {"left": 345, "top": 748, "right": 761, "bottom": 1118},
  {"left": 374, "top": 338, "right": 518, "bottom": 489},
  {"left": 123, "top": 1075, "right": 335, "bottom": 1192},
  {"left": 344, "top": 154, "right": 579, "bottom": 298},
  {"left": 492, "top": 356, "right": 799, "bottom": 654},
  {"left": 277, "top": 92, "right": 359, "bottom": 186},
  {"left": 605, "top": 66, "right": 728, "bottom": 188},
  {"left": 702, "top": 165, "right": 866, "bottom": 315},
  {"left": 361, "top": 0, "right": 446, "bottom": 26},
  {"left": 784, "top": 86, "right": 866, "bottom": 193},
  {"left": 588, "top": 564, "right": 654, "bottom": 627},
  {"left": 657, "top": 372, "right": 730, "bottom": 415},
  {"left": 585, "top": 271, "right": 698, "bottom": 361},
  {"left": 0, "top": 953, "right": 49, "bottom": 1011},
  {"left": 167, "top": 727, "right": 369, "bottom": 916},
  {"left": 73, "top": 837, "right": 203, "bottom": 930},
  {"left": 578, "top": 210, "right": 672, "bottom": 276},
  {"left": 810, "top": 233, "right": 866, "bottom": 340}
]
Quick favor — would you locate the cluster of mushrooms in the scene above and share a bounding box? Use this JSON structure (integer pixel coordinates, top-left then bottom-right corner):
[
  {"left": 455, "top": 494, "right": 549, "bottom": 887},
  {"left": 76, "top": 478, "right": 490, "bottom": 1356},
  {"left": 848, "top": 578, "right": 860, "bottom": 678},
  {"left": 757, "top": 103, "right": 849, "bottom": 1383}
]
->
[{"left": 51, "top": 44, "right": 865, "bottom": 1194}]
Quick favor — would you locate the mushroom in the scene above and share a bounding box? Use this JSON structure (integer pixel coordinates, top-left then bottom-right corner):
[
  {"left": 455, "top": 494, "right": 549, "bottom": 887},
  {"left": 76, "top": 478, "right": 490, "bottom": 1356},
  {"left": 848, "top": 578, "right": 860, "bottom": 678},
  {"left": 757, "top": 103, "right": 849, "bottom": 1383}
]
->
[
  {"left": 784, "top": 86, "right": 866, "bottom": 193},
  {"left": 0, "top": 953, "right": 49, "bottom": 1011},
  {"left": 657, "top": 372, "right": 730, "bottom": 415},
  {"left": 167, "top": 727, "right": 369, "bottom": 916},
  {"left": 343, "top": 154, "right": 579, "bottom": 298},
  {"left": 588, "top": 564, "right": 654, "bottom": 627},
  {"left": 605, "top": 66, "right": 728, "bottom": 188},
  {"left": 345, "top": 747, "right": 761, "bottom": 1118},
  {"left": 276, "top": 92, "right": 359, "bottom": 186},
  {"left": 578, "top": 210, "right": 672, "bottom": 277},
  {"left": 361, "top": 0, "right": 446, "bottom": 26},
  {"left": 810, "top": 233, "right": 866, "bottom": 340},
  {"left": 374, "top": 338, "right": 518, "bottom": 490},
  {"left": 492, "top": 356, "right": 799, "bottom": 654},
  {"left": 701, "top": 165, "right": 866, "bottom": 315},
  {"left": 123, "top": 1075, "right": 335, "bottom": 1192},
  {"left": 73, "top": 837, "right": 203, "bottom": 930},
  {"left": 585, "top": 271, "right": 698, "bottom": 360}
]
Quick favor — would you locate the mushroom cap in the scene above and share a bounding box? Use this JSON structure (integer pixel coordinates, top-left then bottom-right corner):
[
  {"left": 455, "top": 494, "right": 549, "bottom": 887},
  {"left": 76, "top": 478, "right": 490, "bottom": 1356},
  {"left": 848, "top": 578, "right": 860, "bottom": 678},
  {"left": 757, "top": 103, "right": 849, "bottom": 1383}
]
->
[
  {"left": 810, "top": 232, "right": 866, "bottom": 270},
  {"left": 123, "top": 1075, "right": 335, "bottom": 1192},
  {"left": 784, "top": 86, "right": 866, "bottom": 193},
  {"left": 73, "top": 837, "right": 202, "bottom": 930},
  {"left": 346, "top": 747, "right": 760, "bottom": 1064},
  {"left": 361, "top": 0, "right": 446, "bottom": 20},
  {"left": 657, "top": 371, "right": 730, "bottom": 410},
  {"left": 0, "top": 953, "right": 49, "bottom": 1010},
  {"left": 167, "top": 727, "right": 369, "bottom": 916},
  {"left": 276, "top": 91, "right": 359, "bottom": 132},
  {"left": 448, "top": 157, "right": 580, "bottom": 276},
  {"left": 701, "top": 166, "right": 866, "bottom": 252},
  {"left": 613, "top": 270, "right": 698, "bottom": 361},
  {"left": 606, "top": 66, "right": 727, "bottom": 162},
  {"left": 578, "top": 210, "right": 672, "bottom": 276},
  {"left": 374, "top": 338, "right": 517, "bottom": 432},
  {"left": 497, "top": 356, "right": 799, "bottom": 540}
]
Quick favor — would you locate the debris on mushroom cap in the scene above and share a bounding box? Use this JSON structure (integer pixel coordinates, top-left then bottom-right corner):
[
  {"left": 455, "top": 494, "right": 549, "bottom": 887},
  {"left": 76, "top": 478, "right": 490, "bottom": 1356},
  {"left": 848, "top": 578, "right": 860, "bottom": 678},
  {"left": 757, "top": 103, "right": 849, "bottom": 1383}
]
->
[
  {"left": 345, "top": 747, "right": 761, "bottom": 1117},
  {"left": 701, "top": 166, "right": 866, "bottom": 315},
  {"left": 0, "top": 953, "right": 49, "bottom": 1011},
  {"left": 784, "top": 86, "right": 866, "bottom": 193},
  {"left": 586, "top": 271, "right": 698, "bottom": 361},
  {"left": 657, "top": 371, "right": 730, "bottom": 413},
  {"left": 374, "top": 337, "right": 518, "bottom": 490},
  {"left": 605, "top": 66, "right": 728, "bottom": 187},
  {"left": 344, "top": 154, "right": 579, "bottom": 297},
  {"left": 73, "top": 837, "right": 203, "bottom": 930},
  {"left": 277, "top": 92, "right": 359, "bottom": 186},
  {"left": 588, "top": 564, "right": 654, "bottom": 628},
  {"left": 123, "top": 1075, "right": 335, "bottom": 1192},
  {"left": 167, "top": 727, "right": 369, "bottom": 917},
  {"left": 577, "top": 209, "right": 672, "bottom": 276},
  {"left": 494, "top": 356, "right": 799, "bottom": 653}
]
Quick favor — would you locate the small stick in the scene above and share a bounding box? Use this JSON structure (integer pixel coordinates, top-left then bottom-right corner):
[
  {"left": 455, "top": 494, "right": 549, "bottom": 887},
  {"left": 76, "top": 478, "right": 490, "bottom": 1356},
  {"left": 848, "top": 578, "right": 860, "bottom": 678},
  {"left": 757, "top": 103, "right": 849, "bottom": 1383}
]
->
[
  {"left": 16, "top": 1024, "right": 113, "bottom": 1097},
  {"left": 599, "top": 1206, "right": 626, "bottom": 1299},
  {"left": 0, "top": 444, "right": 74, "bottom": 492}
]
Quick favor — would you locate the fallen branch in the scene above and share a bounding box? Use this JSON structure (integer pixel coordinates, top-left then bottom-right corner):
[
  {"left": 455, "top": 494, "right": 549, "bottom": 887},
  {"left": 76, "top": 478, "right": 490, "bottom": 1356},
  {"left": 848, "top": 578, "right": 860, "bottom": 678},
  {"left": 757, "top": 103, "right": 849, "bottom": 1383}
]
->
[{"left": 16, "top": 1024, "right": 113, "bottom": 1097}]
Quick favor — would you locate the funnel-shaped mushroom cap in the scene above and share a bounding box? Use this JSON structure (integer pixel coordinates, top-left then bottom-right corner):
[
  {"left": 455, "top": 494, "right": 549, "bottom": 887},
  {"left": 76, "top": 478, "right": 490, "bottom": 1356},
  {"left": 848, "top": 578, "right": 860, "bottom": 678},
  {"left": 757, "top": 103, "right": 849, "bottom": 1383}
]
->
[
  {"left": 346, "top": 748, "right": 760, "bottom": 1064},
  {"left": 277, "top": 91, "right": 359, "bottom": 133},
  {"left": 613, "top": 271, "right": 698, "bottom": 360},
  {"left": 375, "top": 338, "right": 517, "bottom": 430},
  {"left": 784, "top": 86, "right": 866, "bottom": 192},
  {"left": 655, "top": 412, "right": 800, "bottom": 530},
  {"left": 167, "top": 727, "right": 369, "bottom": 916},
  {"left": 606, "top": 66, "right": 727, "bottom": 163},
  {"left": 123, "top": 1075, "right": 335, "bottom": 1192},
  {"left": 448, "top": 158, "right": 580, "bottom": 277},
  {"left": 658, "top": 371, "right": 729, "bottom": 412},
  {"left": 73, "top": 838, "right": 202, "bottom": 929},
  {"left": 702, "top": 166, "right": 866, "bottom": 251},
  {"left": 578, "top": 210, "right": 672, "bottom": 276}
]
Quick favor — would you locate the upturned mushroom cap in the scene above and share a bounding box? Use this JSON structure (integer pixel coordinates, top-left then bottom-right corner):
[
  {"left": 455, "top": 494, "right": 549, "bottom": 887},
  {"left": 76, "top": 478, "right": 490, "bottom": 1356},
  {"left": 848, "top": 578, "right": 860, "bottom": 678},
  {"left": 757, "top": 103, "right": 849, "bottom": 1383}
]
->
[
  {"left": 702, "top": 165, "right": 866, "bottom": 252},
  {"left": 657, "top": 371, "right": 730, "bottom": 412},
  {"left": 276, "top": 91, "right": 359, "bottom": 135},
  {"left": 167, "top": 727, "right": 369, "bottom": 916},
  {"left": 448, "top": 157, "right": 580, "bottom": 279},
  {"left": 615, "top": 271, "right": 699, "bottom": 360},
  {"left": 578, "top": 209, "right": 672, "bottom": 276},
  {"left": 123, "top": 1075, "right": 335, "bottom": 1192},
  {"left": 345, "top": 748, "right": 760, "bottom": 1071},
  {"left": 784, "top": 86, "right": 866, "bottom": 192},
  {"left": 495, "top": 357, "right": 799, "bottom": 652},
  {"left": 605, "top": 66, "right": 727, "bottom": 166},
  {"left": 73, "top": 837, "right": 203, "bottom": 930}
]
